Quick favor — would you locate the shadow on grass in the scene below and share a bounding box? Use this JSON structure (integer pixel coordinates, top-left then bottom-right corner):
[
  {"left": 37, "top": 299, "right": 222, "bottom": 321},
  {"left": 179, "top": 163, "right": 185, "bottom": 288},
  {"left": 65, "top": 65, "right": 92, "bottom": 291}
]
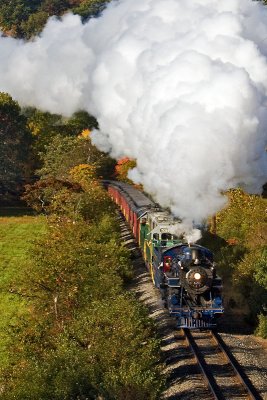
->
[{"left": 0, "top": 207, "right": 35, "bottom": 217}]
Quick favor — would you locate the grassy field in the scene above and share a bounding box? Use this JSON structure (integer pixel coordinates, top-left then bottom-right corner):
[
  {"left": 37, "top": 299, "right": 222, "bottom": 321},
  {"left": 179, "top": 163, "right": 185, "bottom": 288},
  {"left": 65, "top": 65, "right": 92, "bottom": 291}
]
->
[{"left": 0, "top": 209, "right": 46, "bottom": 370}]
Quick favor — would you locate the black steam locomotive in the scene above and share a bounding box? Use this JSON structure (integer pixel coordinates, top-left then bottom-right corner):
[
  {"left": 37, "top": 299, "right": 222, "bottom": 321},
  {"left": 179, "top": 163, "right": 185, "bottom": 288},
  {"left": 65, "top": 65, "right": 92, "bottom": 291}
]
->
[{"left": 107, "top": 181, "right": 223, "bottom": 329}]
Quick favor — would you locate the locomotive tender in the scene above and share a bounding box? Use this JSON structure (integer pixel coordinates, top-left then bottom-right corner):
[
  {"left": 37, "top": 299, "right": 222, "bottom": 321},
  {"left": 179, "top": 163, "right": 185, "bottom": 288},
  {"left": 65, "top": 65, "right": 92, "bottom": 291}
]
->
[{"left": 106, "top": 180, "right": 223, "bottom": 329}]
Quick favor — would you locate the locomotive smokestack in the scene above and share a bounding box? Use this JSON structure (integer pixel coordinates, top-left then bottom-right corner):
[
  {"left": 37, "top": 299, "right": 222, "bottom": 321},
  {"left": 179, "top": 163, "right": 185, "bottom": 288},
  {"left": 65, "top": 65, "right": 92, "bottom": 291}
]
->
[{"left": 0, "top": 0, "right": 267, "bottom": 229}]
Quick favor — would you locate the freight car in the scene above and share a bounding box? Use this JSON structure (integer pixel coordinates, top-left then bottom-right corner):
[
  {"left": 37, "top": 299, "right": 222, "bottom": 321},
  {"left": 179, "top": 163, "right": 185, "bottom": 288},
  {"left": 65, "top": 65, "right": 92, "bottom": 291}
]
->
[{"left": 106, "top": 180, "right": 223, "bottom": 329}]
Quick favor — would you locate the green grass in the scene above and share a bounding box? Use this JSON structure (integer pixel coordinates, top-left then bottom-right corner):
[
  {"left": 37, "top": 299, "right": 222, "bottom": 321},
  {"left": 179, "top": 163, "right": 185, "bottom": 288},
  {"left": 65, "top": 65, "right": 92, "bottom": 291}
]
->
[{"left": 0, "top": 213, "right": 46, "bottom": 370}]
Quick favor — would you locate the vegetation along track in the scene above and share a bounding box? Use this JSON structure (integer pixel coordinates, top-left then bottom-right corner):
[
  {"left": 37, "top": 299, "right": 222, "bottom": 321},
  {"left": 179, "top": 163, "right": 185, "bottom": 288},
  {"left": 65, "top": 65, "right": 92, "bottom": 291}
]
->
[{"left": 183, "top": 328, "right": 263, "bottom": 400}]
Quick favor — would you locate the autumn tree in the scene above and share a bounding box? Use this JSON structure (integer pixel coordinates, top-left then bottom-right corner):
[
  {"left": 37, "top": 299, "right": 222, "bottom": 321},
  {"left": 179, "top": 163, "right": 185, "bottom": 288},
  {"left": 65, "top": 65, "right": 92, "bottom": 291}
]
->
[
  {"left": 22, "top": 177, "right": 82, "bottom": 215},
  {"left": 23, "top": 131, "right": 116, "bottom": 219},
  {"left": 115, "top": 157, "right": 137, "bottom": 183},
  {"left": 213, "top": 189, "right": 267, "bottom": 337}
]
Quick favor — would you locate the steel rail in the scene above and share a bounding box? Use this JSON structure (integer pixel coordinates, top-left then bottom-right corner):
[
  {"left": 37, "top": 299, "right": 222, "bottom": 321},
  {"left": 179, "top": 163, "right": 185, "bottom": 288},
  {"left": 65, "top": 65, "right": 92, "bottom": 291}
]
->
[
  {"left": 211, "top": 331, "right": 263, "bottom": 400},
  {"left": 183, "top": 328, "right": 263, "bottom": 400},
  {"left": 182, "top": 328, "right": 224, "bottom": 400}
]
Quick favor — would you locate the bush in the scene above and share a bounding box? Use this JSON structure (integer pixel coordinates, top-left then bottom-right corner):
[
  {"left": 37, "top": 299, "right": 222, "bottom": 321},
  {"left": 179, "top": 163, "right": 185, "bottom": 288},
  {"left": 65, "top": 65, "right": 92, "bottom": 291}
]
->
[
  {"left": 2, "top": 215, "right": 163, "bottom": 399},
  {"left": 255, "top": 314, "right": 267, "bottom": 339}
]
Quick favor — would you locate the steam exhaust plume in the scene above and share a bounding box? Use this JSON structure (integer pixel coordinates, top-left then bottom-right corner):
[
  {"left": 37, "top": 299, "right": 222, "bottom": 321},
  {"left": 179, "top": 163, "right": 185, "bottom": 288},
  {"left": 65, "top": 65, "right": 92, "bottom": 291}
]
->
[{"left": 0, "top": 0, "right": 267, "bottom": 228}]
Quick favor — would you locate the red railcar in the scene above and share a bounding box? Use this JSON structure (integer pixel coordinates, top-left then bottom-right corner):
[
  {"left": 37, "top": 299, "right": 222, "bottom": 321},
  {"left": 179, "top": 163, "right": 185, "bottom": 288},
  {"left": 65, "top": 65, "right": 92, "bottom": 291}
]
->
[{"left": 107, "top": 181, "right": 154, "bottom": 241}]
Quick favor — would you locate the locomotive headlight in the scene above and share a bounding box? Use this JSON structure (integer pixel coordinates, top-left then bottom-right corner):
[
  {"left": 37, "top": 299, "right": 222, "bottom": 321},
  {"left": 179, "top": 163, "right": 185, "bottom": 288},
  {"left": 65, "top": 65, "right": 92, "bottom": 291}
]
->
[{"left": 186, "top": 267, "right": 210, "bottom": 293}]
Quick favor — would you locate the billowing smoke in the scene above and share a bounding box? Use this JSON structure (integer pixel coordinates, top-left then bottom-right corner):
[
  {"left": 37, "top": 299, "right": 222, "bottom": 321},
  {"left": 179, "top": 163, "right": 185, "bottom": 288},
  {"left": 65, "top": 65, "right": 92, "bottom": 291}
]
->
[{"left": 0, "top": 0, "right": 267, "bottom": 225}]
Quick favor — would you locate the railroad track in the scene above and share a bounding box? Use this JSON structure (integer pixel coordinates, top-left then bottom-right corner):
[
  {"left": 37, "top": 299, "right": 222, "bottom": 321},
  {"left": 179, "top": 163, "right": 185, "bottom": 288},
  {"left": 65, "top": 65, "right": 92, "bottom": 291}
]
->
[{"left": 182, "top": 328, "right": 263, "bottom": 400}]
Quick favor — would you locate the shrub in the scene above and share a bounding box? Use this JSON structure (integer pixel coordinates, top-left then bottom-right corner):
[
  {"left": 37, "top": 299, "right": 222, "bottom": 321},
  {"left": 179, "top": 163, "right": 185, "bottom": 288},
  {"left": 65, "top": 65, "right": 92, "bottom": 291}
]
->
[
  {"left": 2, "top": 215, "right": 163, "bottom": 399},
  {"left": 255, "top": 314, "right": 267, "bottom": 339}
]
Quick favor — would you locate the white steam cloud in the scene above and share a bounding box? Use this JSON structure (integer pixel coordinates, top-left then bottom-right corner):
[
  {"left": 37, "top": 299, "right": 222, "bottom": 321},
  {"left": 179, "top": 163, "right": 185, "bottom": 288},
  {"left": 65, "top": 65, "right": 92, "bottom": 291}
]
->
[{"left": 0, "top": 0, "right": 267, "bottom": 224}]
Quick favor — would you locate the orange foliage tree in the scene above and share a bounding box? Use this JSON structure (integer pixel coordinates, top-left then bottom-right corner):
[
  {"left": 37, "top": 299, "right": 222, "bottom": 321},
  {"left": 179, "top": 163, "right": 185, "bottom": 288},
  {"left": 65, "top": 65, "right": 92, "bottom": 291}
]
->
[{"left": 115, "top": 157, "right": 137, "bottom": 183}]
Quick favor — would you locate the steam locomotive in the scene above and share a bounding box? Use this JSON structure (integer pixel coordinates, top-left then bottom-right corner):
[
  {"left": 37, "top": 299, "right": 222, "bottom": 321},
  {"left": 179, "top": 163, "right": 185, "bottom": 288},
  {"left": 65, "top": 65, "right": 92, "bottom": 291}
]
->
[{"left": 106, "top": 180, "right": 223, "bottom": 329}]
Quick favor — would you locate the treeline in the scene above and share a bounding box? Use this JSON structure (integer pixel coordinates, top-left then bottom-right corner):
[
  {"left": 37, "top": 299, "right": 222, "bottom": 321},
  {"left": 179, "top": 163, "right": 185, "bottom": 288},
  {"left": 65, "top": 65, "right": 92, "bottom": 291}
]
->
[
  {"left": 0, "top": 0, "right": 111, "bottom": 39},
  {"left": 0, "top": 93, "right": 163, "bottom": 398},
  {"left": 0, "top": 91, "right": 112, "bottom": 204}
]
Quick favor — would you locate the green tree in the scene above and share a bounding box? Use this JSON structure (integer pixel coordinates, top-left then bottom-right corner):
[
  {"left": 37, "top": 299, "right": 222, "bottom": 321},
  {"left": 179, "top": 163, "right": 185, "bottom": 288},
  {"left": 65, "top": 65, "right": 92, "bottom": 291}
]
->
[
  {"left": 20, "top": 10, "right": 49, "bottom": 39},
  {"left": 0, "top": 92, "right": 33, "bottom": 203},
  {"left": 24, "top": 107, "right": 67, "bottom": 157},
  {"left": 40, "top": 0, "right": 70, "bottom": 16},
  {"left": 0, "top": 0, "right": 111, "bottom": 39},
  {"left": 37, "top": 134, "right": 115, "bottom": 181},
  {"left": 0, "top": 0, "right": 42, "bottom": 36},
  {"left": 254, "top": 249, "right": 267, "bottom": 289},
  {"left": 37, "top": 135, "right": 92, "bottom": 180},
  {"left": 73, "top": 0, "right": 111, "bottom": 19},
  {"left": 66, "top": 110, "right": 99, "bottom": 136}
]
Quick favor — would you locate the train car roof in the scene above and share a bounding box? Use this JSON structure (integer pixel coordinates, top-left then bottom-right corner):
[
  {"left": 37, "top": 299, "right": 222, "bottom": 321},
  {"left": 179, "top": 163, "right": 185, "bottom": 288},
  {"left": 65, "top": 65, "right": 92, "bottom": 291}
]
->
[{"left": 107, "top": 180, "right": 155, "bottom": 210}]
